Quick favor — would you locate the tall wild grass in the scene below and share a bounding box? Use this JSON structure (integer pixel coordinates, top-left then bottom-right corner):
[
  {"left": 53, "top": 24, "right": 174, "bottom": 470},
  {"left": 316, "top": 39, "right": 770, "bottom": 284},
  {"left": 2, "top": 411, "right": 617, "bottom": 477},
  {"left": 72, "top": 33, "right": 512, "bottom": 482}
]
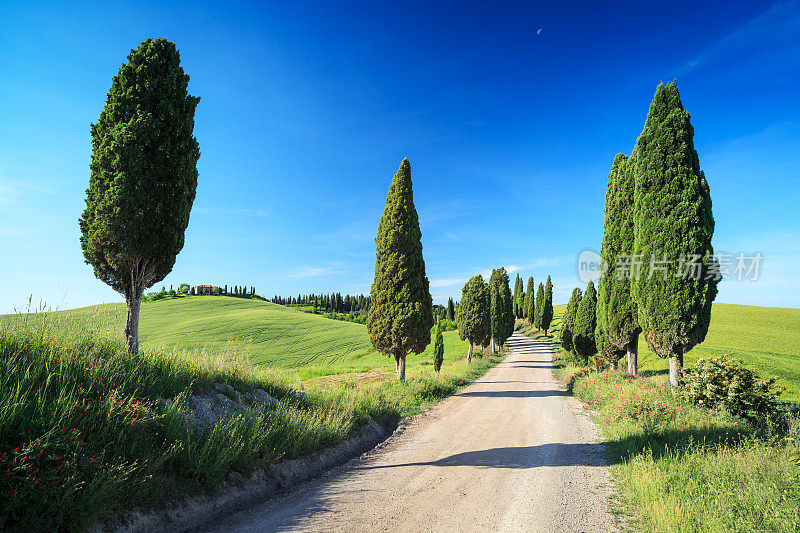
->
[
  {"left": 0, "top": 314, "right": 501, "bottom": 531},
  {"left": 559, "top": 366, "right": 800, "bottom": 532}
]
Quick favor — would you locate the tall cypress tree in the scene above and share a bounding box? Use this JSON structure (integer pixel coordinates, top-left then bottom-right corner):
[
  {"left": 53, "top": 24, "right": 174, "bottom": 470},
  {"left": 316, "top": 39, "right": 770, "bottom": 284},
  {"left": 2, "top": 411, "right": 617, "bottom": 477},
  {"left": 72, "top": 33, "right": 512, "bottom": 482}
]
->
[
  {"left": 501, "top": 276, "right": 514, "bottom": 342},
  {"left": 513, "top": 274, "right": 524, "bottom": 319},
  {"left": 541, "top": 275, "right": 554, "bottom": 336},
  {"left": 632, "top": 81, "right": 717, "bottom": 387},
  {"left": 481, "top": 280, "right": 492, "bottom": 352},
  {"left": 488, "top": 268, "right": 508, "bottom": 352},
  {"left": 573, "top": 281, "right": 598, "bottom": 365},
  {"left": 446, "top": 297, "right": 455, "bottom": 322},
  {"left": 79, "top": 38, "right": 200, "bottom": 355},
  {"left": 534, "top": 282, "right": 545, "bottom": 332},
  {"left": 368, "top": 159, "right": 434, "bottom": 381},
  {"left": 560, "top": 287, "right": 582, "bottom": 353},
  {"left": 489, "top": 267, "right": 513, "bottom": 350},
  {"left": 597, "top": 153, "right": 642, "bottom": 375},
  {"left": 524, "top": 276, "right": 535, "bottom": 323},
  {"left": 457, "top": 275, "right": 490, "bottom": 363},
  {"left": 433, "top": 326, "right": 444, "bottom": 373}
]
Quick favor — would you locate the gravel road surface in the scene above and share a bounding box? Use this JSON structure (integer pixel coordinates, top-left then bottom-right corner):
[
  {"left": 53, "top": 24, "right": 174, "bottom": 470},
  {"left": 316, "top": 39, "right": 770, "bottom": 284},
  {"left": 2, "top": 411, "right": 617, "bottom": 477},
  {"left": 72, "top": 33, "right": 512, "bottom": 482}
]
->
[{"left": 199, "top": 332, "right": 615, "bottom": 532}]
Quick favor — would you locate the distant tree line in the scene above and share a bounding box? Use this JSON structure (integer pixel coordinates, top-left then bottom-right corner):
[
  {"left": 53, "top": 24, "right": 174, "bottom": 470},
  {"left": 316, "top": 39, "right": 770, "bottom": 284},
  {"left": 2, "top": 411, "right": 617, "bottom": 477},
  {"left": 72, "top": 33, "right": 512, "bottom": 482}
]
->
[
  {"left": 223, "top": 285, "right": 256, "bottom": 297},
  {"left": 432, "top": 298, "right": 458, "bottom": 327},
  {"left": 271, "top": 293, "right": 371, "bottom": 314},
  {"left": 511, "top": 273, "right": 555, "bottom": 336},
  {"left": 143, "top": 285, "right": 180, "bottom": 302},
  {"left": 143, "top": 283, "right": 262, "bottom": 301}
]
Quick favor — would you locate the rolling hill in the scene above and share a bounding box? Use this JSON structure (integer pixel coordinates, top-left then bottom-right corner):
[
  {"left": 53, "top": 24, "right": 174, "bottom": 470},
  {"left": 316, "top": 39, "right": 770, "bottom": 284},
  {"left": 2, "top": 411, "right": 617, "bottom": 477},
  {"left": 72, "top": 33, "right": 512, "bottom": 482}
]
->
[
  {"left": 4, "top": 297, "right": 797, "bottom": 397},
  {"left": 1, "top": 296, "right": 470, "bottom": 378}
]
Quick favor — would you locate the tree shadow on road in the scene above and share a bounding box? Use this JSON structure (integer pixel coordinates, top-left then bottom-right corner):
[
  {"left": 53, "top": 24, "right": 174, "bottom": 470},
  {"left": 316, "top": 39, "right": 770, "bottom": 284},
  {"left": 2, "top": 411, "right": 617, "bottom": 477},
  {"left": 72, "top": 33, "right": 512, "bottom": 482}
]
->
[
  {"left": 477, "top": 380, "right": 553, "bottom": 385},
  {"left": 457, "top": 389, "right": 568, "bottom": 398},
  {"left": 353, "top": 442, "right": 608, "bottom": 470}
]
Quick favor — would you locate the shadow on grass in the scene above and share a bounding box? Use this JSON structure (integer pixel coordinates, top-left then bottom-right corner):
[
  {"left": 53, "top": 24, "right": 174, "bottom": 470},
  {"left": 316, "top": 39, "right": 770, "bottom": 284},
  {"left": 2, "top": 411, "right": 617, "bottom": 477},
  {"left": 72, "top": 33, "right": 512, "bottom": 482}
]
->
[
  {"left": 639, "top": 368, "right": 669, "bottom": 378},
  {"left": 603, "top": 424, "right": 751, "bottom": 464}
]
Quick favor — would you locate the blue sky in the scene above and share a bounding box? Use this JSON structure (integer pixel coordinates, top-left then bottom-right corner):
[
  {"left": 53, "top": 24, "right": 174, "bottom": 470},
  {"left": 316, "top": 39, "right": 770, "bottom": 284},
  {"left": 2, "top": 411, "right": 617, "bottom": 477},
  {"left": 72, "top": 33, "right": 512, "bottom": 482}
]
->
[{"left": 1, "top": 0, "right": 799, "bottom": 313}]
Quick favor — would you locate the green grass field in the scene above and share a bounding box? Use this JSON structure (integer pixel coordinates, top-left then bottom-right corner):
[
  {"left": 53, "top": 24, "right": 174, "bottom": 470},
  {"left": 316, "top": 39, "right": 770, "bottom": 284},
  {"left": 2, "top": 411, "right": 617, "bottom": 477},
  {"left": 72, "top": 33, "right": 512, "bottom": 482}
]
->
[
  {"left": 634, "top": 304, "right": 800, "bottom": 398},
  {"left": 1, "top": 296, "right": 471, "bottom": 380},
  {"left": 6, "top": 297, "right": 798, "bottom": 396}
]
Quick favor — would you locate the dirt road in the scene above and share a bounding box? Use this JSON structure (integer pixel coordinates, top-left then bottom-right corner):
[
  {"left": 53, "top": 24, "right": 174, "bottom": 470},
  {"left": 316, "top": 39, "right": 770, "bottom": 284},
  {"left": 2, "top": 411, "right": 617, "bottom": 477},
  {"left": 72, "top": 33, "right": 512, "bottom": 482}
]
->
[{"left": 199, "top": 332, "right": 615, "bottom": 532}]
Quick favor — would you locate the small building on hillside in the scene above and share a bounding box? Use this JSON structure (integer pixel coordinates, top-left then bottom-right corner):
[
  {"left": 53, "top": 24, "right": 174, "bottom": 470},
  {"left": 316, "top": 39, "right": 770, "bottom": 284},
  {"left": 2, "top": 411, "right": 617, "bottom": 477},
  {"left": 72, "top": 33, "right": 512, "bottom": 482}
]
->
[{"left": 192, "top": 285, "right": 219, "bottom": 295}]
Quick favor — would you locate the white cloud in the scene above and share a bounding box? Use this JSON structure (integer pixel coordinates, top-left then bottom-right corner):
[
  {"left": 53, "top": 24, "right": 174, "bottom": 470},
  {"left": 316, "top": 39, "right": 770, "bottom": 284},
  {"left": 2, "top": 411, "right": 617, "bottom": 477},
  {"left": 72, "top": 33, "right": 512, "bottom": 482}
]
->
[
  {"left": 288, "top": 264, "right": 344, "bottom": 279},
  {"left": 418, "top": 199, "right": 471, "bottom": 224},
  {"left": 430, "top": 277, "right": 465, "bottom": 288},
  {"left": 681, "top": 2, "right": 800, "bottom": 75},
  {"left": 0, "top": 179, "right": 57, "bottom": 205},
  {"left": 194, "top": 206, "right": 280, "bottom": 219}
]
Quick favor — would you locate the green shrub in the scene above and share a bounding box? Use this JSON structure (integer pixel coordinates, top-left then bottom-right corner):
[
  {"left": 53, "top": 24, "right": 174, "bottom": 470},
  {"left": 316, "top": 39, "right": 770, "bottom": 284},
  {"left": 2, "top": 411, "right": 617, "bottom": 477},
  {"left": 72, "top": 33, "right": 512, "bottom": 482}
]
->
[
  {"left": 681, "top": 354, "right": 783, "bottom": 423},
  {"left": 321, "top": 312, "right": 366, "bottom": 325},
  {"left": 435, "top": 320, "right": 457, "bottom": 333}
]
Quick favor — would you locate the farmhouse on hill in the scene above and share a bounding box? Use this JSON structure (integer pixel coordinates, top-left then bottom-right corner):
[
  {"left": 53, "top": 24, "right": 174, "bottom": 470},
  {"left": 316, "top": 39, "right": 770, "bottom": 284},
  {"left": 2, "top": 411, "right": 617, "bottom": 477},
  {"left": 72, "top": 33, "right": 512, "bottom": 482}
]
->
[{"left": 192, "top": 285, "right": 219, "bottom": 295}]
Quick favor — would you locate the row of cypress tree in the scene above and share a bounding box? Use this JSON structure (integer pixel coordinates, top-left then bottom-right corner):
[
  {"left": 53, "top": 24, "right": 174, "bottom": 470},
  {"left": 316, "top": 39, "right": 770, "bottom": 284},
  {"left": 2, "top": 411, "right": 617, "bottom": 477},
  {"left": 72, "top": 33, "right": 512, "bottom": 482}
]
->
[
  {"left": 455, "top": 269, "right": 514, "bottom": 362},
  {"left": 559, "top": 282, "right": 602, "bottom": 367},
  {"left": 272, "top": 293, "right": 371, "bottom": 313},
  {"left": 511, "top": 273, "right": 554, "bottom": 335},
  {"left": 224, "top": 285, "right": 255, "bottom": 296},
  {"left": 562, "top": 81, "right": 717, "bottom": 387},
  {"left": 431, "top": 298, "right": 458, "bottom": 323}
]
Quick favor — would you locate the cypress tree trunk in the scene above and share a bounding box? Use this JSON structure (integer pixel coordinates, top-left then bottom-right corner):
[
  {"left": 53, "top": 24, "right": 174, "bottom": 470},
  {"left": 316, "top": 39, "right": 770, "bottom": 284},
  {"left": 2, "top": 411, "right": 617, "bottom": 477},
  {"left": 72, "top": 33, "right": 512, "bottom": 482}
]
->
[
  {"left": 395, "top": 354, "right": 406, "bottom": 382},
  {"left": 669, "top": 348, "right": 683, "bottom": 387},
  {"left": 124, "top": 286, "right": 143, "bottom": 355},
  {"left": 627, "top": 334, "right": 639, "bottom": 375},
  {"left": 468, "top": 341, "right": 473, "bottom": 363},
  {"left": 490, "top": 338, "right": 496, "bottom": 354},
  {"left": 609, "top": 360, "right": 617, "bottom": 371}
]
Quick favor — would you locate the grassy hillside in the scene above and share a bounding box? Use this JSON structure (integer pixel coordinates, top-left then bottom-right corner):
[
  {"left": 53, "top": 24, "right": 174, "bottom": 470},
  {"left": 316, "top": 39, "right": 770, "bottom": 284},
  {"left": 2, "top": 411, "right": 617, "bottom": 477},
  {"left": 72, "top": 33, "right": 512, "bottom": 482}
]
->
[
  {"left": 0, "top": 300, "right": 498, "bottom": 530},
  {"left": 7, "top": 297, "right": 797, "bottom": 396},
  {"left": 629, "top": 304, "right": 800, "bottom": 400},
  {"left": 1, "top": 297, "right": 470, "bottom": 379}
]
